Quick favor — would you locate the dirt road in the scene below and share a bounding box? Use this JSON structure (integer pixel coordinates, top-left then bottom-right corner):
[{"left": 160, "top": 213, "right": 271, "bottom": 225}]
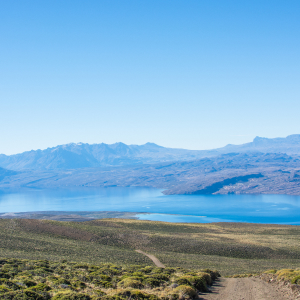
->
[
  {"left": 135, "top": 250, "right": 165, "bottom": 268},
  {"left": 200, "top": 277, "right": 295, "bottom": 300}
]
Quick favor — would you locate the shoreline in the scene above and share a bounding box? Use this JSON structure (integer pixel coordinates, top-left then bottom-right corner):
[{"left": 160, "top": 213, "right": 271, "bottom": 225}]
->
[{"left": 0, "top": 210, "right": 300, "bottom": 225}]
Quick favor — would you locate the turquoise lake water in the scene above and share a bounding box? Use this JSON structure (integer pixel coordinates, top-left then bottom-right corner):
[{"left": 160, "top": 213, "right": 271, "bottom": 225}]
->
[{"left": 0, "top": 187, "right": 300, "bottom": 224}]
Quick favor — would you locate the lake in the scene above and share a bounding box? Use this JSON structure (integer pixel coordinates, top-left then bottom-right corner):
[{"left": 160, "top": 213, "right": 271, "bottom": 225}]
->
[{"left": 0, "top": 187, "right": 300, "bottom": 224}]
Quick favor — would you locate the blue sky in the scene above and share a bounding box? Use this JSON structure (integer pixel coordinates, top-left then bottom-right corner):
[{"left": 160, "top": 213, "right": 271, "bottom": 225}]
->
[{"left": 1, "top": 0, "right": 299, "bottom": 154}]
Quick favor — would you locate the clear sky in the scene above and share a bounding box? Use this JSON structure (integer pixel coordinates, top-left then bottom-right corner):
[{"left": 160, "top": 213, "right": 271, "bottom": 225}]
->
[{"left": 1, "top": 0, "right": 300, "bottom": 155}]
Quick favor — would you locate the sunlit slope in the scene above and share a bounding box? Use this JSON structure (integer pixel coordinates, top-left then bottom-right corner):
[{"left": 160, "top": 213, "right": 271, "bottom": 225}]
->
[{"left": 1, "top": 218, "right": 299, "bottom": 276}]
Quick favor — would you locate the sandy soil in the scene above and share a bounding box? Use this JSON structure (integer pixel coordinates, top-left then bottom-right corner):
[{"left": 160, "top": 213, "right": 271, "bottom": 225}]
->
[
  {"left": 200, "top": 277, "right": 296, "bottom": 300},
  {"left": 135, "top": 250, "right": 166, "bottom": 268}
]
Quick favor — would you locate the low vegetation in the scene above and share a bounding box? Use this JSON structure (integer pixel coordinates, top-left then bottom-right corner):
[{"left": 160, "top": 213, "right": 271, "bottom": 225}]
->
[
  {"left": 265, "top": 268, "right": 300, "bottom": 284},
  {"left": 0, "top": 218, "right": 300, "bottom": 275},
  {"left": 0, "top": 257, "right": 220, "bottom": 300}
]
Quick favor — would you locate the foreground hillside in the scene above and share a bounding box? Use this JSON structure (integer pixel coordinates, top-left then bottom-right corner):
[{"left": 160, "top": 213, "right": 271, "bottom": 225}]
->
[
  {"left": 1, "top": 258, "right": 300, "bottom": 300},
  {"left": 0, "top": 257, "right": 220, "bottom": 300},
  {"left": 0, "top": 219, "right": 299, "bottom": 276}
]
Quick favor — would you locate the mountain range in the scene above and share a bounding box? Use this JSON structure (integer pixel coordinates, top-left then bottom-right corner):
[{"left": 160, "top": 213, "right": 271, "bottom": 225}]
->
[
  {"left": 1, "top": 134, "right": 300, "bottom": 171},
  {"left": 1, "top": 135, "right": 300, "bottom": 196},
  {"left": 1, "top": 152, "right": 300, "bottom": 196}
]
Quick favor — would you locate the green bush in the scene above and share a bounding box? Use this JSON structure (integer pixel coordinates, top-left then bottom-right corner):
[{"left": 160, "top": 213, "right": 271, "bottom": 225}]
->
[
  {"left": 196, "top": 272, "right": 211, "bottom": 285},
  {"left": 130, "top": 289, "right": 159, "bottom": 300},
  {"left": 117, "top": 278, "right": 144, "bottom": 289},
  {"left": 23, "top": 279, "right": 37, "bottom": 287},
  {"left": 2, "top": 290, "right": 46, "bottom": 300},
  {"left": 139, "top": 267, "right": 153, "bottom": 274},
  {"left": 0, "top": 272, "right": 11, "bottom": 279},
  {"left": 32, "top": 283, "right": 51, "bottom": 291},
  {"left": 93, "top": 289, "right": 106, "bottom": 296},
  {"left": 6, "top": 281, "right": 22, "bottom": 290},
  {"left": 200, "top": 269, "right": 220, "bottom": 281},
  {"left": 144, "top": 277, "right": 161, "bottom": 288},
  {"left": 149, "top": 274, "right": 169, "bottom": 282},
  {"left": 189, "top": 276, "right": 208, "bottom": 292},
  {"left": 72, "top": 281, "right": 86, "bottom": 289},
  {"left": 0, "top": 285, "right": 10, "bottom": 293},
  {"left": 291, "top": 275, "right": 300, "bottom": 284},
  {"left": 175, "top": 276, "right": 193, "bottom": 287},
  {"left": 101, "top": 296, "right": 124, "bottom": 300},
  {"left": 174, "top": 285, "right": 197, "bottom": 299},
  {"left": 93, "top": 280, "right": 112, "bottom": 288},
  {"left": 73, "top": 264, "right": 89, "bottom": 270},
  {"left": 264, "top": 269, "right": 277, "bottom": 274},
  {"left": 163, "top": 268, "right": 176, "bottom": 275},
  {"left": 53, "top": 292, "right": 91, "bottom": 300}
]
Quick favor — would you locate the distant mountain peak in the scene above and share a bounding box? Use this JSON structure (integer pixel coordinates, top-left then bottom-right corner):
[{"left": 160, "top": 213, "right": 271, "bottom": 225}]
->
[
  {"left": 143, "top": 142, "right": 163, "bottom": 148},
  {"left": 1, "top": 135, "right": 300, "bottom": 171},
  {"left": 253, "top": 136, "right": 268, "bottom": 144}
]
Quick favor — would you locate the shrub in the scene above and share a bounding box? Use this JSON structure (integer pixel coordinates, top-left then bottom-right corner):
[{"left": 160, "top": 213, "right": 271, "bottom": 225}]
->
[
  {"left": 175, "top": 276, "right": 193, "bottom": 287},
  {"left": 24, "top": 289, "right": 47, "bottom": 300},
  {"left": 291, "top": 275, "right": 300, "bottom": 284},
  {"left": 0, "top": 285, "right": 10, "bottom": 293},
  {"left": 149, "top": 274, "right": 169, "bottom": 282},
  {"left": 163, "top": 268, "right": 176, "bottom": 275},
  {"left": 116, "top": 289, "right": 159, "bottom": 300},
  {"left": 276, "top": 269, "right": 294, "bottom": 276},
  {"left": 130, "top": 289, "right": 159, "bottom": 300},
  {"left": 139, "top": 267, "right": 153, "bottom": 274},
  {"left": 1, "top": 291, "right": 23, "bottom": 300},
  {"left": 144, "top": 277, "right": 161, "bottom": 288},
  {"left": 174, "top": 285, "right": 197, "bottom": 299},
  {"left": 53, "top": 292, "right": 91, "bottom": 300},
  {"left": 23, "top": 279, "right": 37, "bottom": 287},
  {"left": 72, "top": 281, "right": 86, "bottom": 289},
  {"left": 98, "top": 275, "right": 111, "bottom": 281},
  {"left": 93, "top": 280, "right": 112, "bottom": 288},
  {"left": 2, "top": 290, "right": 46, "bottom": 300},
  {"left": 151, "top": 268, "right": 164, "bottom": 274},
  {"left": 276, "top": 269, "right": 298, "bottom": 280},
  {"left": 101, "top": 296, "right": 124, "bottom": 300},
  {"left": 32, "top": 283, "right": 51, "bottom": 291},
  {"left": 200, "top": 269, "right": 220, "bottom": 281},
  {"left": 93, "top": 289, "right": 106, "bottom": 296},
  {"left": 0, "top": 272, "right": 11, "bottom": 279},
  {"left": 264, "top": 269, "right": 277, "bottom": 274},
  {"left": 196, "top": 272, "right": 212, "bottom": 285},
  {"left": 6, "top": 281, "right": 22, "bottom": 290},
  {"left": 164, "top": 293, "right": 179, "bottom": 300},
  {"left": 132, "top": 272, "right": 144, "bottom": 277},
  {"left": 117, "top": 278, "right": 144, "bottom": 289},
  {"left": 0, "top": 278, "right": 9, "bottom": 284},
  {"left": 189, "top": 276, "right": 208, "bottom": 292},
  {"left": 49, "top": 276, "right": 71, "bottom": 285},
  {"left": 73, "top": 264, "right": 89, "bottom": 270}
]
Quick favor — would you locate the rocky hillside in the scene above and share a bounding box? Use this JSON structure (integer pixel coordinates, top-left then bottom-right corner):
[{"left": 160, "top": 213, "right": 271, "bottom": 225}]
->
[
  {"left": 1, "top": 135, "right": 300, "bottom": 171},
  {"left": 1, "top": 152, "right": 300, "bottom": 195}
]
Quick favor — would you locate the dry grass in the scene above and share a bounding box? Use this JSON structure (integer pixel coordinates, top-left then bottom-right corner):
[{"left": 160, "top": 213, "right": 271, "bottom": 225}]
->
[{"left": 0, "top": 218, "right": 299, "bottom": 275}]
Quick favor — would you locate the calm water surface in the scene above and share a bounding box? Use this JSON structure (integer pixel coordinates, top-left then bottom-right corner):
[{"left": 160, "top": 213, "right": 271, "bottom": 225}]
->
[{"left": 0, "top": 187, "right": 300, "bottom": 224}]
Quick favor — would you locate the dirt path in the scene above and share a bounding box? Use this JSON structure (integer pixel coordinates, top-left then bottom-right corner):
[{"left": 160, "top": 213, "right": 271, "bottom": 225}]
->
[
  {"left": 200, "top": 277, "right": 295, "bottom": 300},
  {"left": 135, "top": 250, "right": 165, "bottom": 268}
]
